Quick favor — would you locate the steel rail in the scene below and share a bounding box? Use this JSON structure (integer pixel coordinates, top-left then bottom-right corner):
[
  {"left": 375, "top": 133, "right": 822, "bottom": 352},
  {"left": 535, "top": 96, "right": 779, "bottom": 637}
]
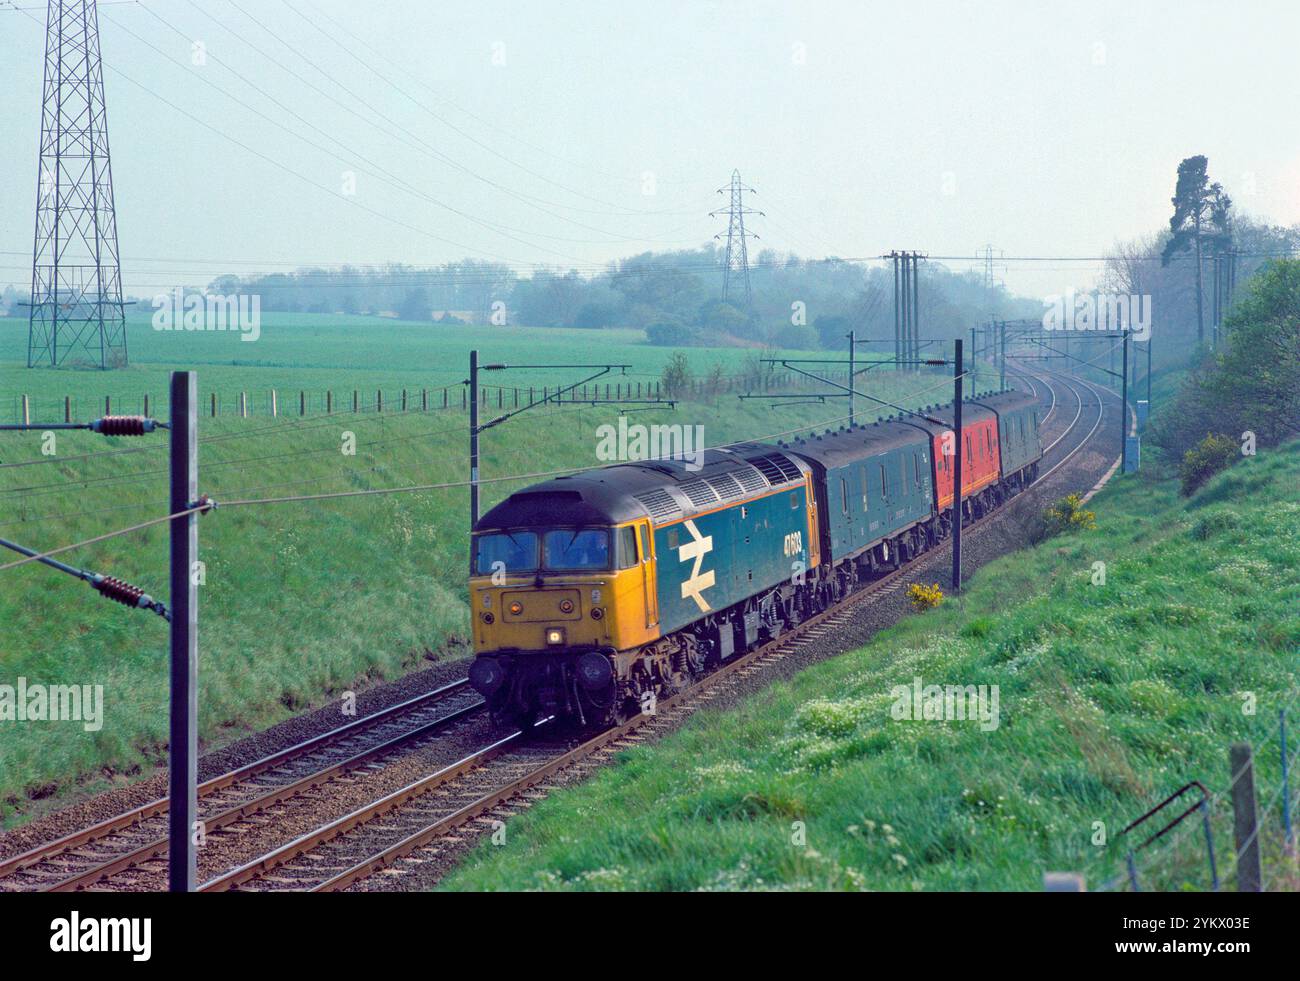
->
[
  {"left": 0, "top": 677, "right": 472, "bottom": 883},
  {"left": 46, "top": 697, "right": 484, "bottom": 892}
]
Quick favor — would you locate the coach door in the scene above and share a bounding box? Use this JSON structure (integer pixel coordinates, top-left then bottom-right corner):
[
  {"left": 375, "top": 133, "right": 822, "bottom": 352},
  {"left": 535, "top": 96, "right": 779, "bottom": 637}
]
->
[{"left": 639, "top": 521, "right": 659, "bottom": 629}]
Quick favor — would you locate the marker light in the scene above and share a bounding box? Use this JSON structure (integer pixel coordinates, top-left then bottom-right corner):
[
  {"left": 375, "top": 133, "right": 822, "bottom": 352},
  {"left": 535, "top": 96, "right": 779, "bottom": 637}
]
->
[
  {"left": 559, "top": 599, "right": 575, "bottom": 614},
  {"left": 509, "top": 601, "right": 523, "bottom": 615}
]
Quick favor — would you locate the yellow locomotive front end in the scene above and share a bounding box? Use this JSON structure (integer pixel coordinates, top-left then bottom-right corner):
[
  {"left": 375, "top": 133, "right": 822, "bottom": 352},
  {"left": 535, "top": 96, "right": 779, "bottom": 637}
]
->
[{"left": 468, "top": 517, "right": 661, "bottom": 726}]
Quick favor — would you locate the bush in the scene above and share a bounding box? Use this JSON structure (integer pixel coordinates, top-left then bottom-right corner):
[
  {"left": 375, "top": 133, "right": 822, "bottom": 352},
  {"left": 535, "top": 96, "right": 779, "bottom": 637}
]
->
[
  {"left": 646, "top": 322, "right": 700, "bottom": 347},
  {"left": 907, "top": 582, "right": 944, "bottom": 611},
  {"left": 661, "top": 352, "right": 692, "bottom": 397},
  {"left": 1042, "top": 493, "right": 1097, "bottom": 535},
  {"left": 770, "top": 323, "right": 817, "bottom": 350},
  {"left": 1179, "top": 433, "right": 1239, "bottom": 496}
]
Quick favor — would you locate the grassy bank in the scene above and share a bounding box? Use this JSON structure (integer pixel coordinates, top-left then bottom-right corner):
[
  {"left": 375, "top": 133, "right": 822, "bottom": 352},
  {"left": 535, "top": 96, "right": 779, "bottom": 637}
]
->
[{"left": 442, "top": 442, "right": 1300, "bottom": 891}]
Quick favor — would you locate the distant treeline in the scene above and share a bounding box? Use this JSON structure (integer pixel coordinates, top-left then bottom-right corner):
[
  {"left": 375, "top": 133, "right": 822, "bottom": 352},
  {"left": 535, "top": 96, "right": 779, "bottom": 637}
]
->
[{"left": 190, "top": 245, "right": 1043, "bottom": 351}]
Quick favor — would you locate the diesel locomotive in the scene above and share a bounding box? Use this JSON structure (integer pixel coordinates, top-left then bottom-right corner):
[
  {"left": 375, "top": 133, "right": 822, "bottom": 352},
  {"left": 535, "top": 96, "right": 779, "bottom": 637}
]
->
[{"left": 467, "top": 389, "right": 1043, "bottom": 728}]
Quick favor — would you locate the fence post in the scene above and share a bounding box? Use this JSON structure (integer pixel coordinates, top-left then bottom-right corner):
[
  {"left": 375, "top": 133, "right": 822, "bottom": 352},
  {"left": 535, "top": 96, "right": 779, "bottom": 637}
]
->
[
  {"left": 377, "top": 390, "right": 383, "bottom": 413},
  {"left": 239, "top": 392, "right": 247, "bottom": 418},
  {"left": 1230, "top": 742, "right": 1262, "bottom": 892},
  {"left": 422, "top": 389, "right": 428, "bottom": 412},
  {"left": 462, "top": 387, "right": 466, "bottom": 410},
  {"left": 353, "top": 390, "right": 359, "bottom": 413},
  {"left": 513, "top": 387, "right": 518, "bottom": 408},
  {"left": 105, "top": 395, "right": 111, "bottom": 415},
  {"left": 271, "top": 390, "right": 278, "bottom": 418},
  {"left": 326, "top": 390, "right": 333, "bottom": 414},
  {"left": 300, "top": 391, "right": 306, "bottom": 416},
  {"left": 64, "top": 395, "right": 71, "bottom": 423},
  {"left": 143, "top": 394, "right": 150, "bottom": 419},
  {"left": 211, "top": 392, "right": 217, "bottom": 417},
  {"left": 1200, "top": 799, "right": 1220, "bottom": 890},
  {"left": 21, "top": 395, "right": 30, "bottom": 426},
  {"left": 402, "top": 389, "right": 408, "bottom": 412},
  {"left": 1283, "top": 708, "right": 1295, "bottom": 855}
]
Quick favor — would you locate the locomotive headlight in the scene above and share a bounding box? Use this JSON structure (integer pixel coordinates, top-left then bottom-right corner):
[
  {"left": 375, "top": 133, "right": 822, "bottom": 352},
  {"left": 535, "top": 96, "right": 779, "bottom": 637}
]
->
[
  {"left": 545, "top": 628, "right": 565, "bottom": 646},
  {"left": 558, "top": 599, "right": 574, "bottom": 614},
  {"left": 509, "top": 601, "right": 523, "bottom": 616}
]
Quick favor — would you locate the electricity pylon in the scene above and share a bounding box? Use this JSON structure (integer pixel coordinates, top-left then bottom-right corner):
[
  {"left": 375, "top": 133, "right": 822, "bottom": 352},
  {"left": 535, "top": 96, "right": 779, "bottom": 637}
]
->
[
  {"left": 710, "top": 170, "right": 763, "bottom": 309},
  {"left": 29, "top": 0, "right": 128, "bottom": 369}
]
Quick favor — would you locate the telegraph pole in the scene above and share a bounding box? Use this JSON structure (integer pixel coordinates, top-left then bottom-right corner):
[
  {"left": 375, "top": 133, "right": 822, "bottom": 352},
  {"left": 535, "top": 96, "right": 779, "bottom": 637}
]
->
[
  {"left": 169, "top": 371, "right": 198, "bottom": 892},
  {"left": 910, "top": 252, "right": 921, "bottom": 370},
  {"left": 892, "top": 252, "right": 902, "bottom": 368},
  {"left": 951, "top": 340, "right": 963, "bottom": 594}
]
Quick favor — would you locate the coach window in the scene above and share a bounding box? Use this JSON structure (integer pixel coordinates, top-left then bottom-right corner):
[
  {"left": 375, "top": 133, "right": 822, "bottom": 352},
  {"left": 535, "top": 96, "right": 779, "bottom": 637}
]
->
[
  {"left": 840, "top": 477, "right": 849, "bottom": 514},
  {"left": 861, "top": 465, "right": 869, "bottom": 510},
  {"left": 913, "top": 452, "right": 922, "bottom": 488}
]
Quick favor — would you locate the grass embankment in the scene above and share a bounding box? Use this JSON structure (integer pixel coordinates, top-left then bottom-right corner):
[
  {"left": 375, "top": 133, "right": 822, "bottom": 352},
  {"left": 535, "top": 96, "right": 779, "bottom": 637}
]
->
[
  {"left": 0, "top": 315, "right": 985, "bottom": 824},
  {"left": 442, "top": 443, "right": 1300, "bottom": 891}
]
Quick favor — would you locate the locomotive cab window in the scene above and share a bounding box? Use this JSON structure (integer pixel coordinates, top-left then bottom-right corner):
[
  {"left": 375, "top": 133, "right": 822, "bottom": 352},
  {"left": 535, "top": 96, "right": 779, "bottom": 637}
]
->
[
  {"left": 542, "top": 529, "right": 610, "bottom": 571},
  {"left": 474, "top": 531, "right": 538, "bottom": 576},
  {"left": 617, "top": 525, "right": 638, "bottom": 569}
]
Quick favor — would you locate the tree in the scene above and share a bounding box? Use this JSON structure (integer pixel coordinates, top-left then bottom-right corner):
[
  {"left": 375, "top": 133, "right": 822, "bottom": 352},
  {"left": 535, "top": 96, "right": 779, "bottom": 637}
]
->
[
  {"left": 397, "top": 287, "right": 430, "bottom": 322},
  {"left": 1162, "top": 155, "right": 1232, "bottom": 345},
  {"left": 813, "top": 313, "right": 852, "bottom": 350},
  {"left": 1150, "top": 258, "right": 1300, "bottom": 459},
  {"left": 695, "top": 299, "right": 752, "bottom": 341}
]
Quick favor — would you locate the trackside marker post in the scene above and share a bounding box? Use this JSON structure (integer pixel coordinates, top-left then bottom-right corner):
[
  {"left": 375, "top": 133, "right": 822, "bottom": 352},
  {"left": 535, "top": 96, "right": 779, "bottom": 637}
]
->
[{"left": 170, "top": 371, "right": 199, "bottom": 892}]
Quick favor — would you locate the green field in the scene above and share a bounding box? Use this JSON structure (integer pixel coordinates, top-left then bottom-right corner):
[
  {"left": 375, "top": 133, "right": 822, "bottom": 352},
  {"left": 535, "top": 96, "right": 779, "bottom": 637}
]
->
[
  {"left": 0, "top": 313, "right": 993, "bottom": 823},
  {"left": 441, "top": 442, "right": 1300, "bottom": 891}
]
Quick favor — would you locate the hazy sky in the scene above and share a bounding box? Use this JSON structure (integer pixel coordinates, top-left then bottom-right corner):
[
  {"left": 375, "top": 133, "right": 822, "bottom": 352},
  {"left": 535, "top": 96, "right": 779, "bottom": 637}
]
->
[{"left": 2, "top": 0, "right": 1297, "bottom": 299}]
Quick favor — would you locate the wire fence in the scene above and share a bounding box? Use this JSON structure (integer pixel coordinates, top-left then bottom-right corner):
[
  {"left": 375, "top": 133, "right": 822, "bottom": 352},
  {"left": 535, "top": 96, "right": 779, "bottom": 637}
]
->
[
  {"left": 3, "top": 369, "right": 897, "bottom": 426},
  {"left": 1077, "top": 701, "right": 1300, "bottom": 893}
]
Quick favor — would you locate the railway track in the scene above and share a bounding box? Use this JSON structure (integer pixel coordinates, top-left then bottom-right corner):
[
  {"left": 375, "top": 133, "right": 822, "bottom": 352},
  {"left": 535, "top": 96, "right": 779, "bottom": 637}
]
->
[
  {"left": 0, "top": 677, "right": 484, "bottom": 892},
  {"left": 200, "top": 365, "right": 1119, "bottom": 893},
  {"left": 1, "top": 366, "right": 1117, "bottom": 893}
]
